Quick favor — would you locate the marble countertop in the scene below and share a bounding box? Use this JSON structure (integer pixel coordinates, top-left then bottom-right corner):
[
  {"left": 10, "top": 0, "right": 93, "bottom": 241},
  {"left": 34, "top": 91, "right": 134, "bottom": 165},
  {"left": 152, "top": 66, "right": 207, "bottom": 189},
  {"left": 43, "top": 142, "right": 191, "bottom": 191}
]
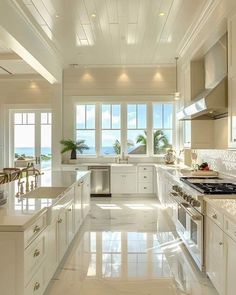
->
[
  {"left": 204, "top": 197, "right": 236, "bottom": 223},
  {"left": 0, "top": 170, "right": 89, "bottom": 232}
]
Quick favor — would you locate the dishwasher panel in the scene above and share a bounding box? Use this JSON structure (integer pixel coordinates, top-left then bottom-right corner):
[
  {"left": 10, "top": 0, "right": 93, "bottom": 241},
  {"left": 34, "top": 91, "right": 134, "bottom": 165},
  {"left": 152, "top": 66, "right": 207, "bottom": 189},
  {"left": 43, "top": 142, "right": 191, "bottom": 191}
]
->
[{"left": 88, "top": 166, "right": 111, "bottom": 196}]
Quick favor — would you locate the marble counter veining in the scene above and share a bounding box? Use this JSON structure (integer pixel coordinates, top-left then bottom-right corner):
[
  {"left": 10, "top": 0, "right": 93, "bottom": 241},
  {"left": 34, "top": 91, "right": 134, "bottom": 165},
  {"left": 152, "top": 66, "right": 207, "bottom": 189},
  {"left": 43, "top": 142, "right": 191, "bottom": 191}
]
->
[
  {"left": 204, "top": 197, "right": 236, "bottom": 223},
  {"left": 0, "top": 170, "right": 89, "bottom": 231}
]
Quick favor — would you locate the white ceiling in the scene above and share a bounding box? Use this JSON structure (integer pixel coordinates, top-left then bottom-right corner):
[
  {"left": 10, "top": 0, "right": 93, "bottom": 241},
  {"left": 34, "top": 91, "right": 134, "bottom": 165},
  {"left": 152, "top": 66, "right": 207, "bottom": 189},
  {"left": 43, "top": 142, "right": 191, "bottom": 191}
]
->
[
  {"left": 0, "top": 40, "right": 37, "bottom": 75},
  {"left": 21, "top": 0, "right": 208, "bottom": 67}
]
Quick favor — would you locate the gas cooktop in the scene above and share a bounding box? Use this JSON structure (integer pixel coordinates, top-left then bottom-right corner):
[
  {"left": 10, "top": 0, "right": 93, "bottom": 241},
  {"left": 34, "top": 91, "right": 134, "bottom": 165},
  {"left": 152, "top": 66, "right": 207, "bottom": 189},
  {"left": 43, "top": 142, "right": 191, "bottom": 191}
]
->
[{"left": 180, "top": 177, "right": 236, "bottom": 194}]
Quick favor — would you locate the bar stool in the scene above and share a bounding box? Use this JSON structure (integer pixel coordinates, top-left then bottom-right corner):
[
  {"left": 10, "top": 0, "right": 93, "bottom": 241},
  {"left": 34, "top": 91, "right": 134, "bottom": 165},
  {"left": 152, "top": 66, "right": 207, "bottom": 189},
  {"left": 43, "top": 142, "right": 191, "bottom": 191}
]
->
[{"left": 3, "top": 168, "right": 21, "bottom": 182}]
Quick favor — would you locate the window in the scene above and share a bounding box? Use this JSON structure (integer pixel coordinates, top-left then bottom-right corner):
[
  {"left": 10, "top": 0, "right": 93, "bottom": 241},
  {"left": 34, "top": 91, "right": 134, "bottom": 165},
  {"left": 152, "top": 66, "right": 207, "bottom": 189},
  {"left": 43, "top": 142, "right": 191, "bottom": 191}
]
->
[
  {"left": 74, "top": 102, "right": 174, "bottom": 157},
  {"left": 76, "top": 104, "right": 96, "bottom": 155},
  {"left": 101, "top": 104, "right": 121, "bottom": 155},
  {"left": 127, "top": 104, "right": 147, "bottom": 155},
  {"left": 153, "top": 103, "right": 173, "bottom": 154}
]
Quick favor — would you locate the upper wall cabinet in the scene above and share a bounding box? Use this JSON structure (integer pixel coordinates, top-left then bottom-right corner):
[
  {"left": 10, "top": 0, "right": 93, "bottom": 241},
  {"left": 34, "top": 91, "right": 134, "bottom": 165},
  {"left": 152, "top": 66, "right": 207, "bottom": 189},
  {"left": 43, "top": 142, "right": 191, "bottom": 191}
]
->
[
  {"left": 228, "top": 13, "right": 236, "bottom": 78},
  {"left": 228, "top": 13, "right": 236, "bottom": 148}
]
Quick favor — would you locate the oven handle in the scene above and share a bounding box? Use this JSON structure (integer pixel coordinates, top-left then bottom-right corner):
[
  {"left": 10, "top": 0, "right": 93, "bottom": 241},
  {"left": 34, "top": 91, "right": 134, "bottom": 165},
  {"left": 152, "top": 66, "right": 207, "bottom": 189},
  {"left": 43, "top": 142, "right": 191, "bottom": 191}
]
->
[
  {"left": 179, "top": 203, "right": 203, "bottom": 221},
  {"left": 170, "top": 191, "right": 202, "bottom": 221}
]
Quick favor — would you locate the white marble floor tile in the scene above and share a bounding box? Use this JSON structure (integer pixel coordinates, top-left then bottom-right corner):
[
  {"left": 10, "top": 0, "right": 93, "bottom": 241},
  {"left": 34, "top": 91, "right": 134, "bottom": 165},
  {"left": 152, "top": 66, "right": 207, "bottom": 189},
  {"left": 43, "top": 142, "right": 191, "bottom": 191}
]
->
[{"left": 45, "top": 197, "right": 218, "bottom": 295}]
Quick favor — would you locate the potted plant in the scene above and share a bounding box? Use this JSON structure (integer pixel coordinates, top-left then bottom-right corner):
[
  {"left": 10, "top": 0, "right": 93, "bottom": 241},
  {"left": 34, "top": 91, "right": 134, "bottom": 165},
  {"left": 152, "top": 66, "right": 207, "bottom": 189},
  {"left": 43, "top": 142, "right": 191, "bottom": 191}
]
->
[{"left": 60, "top": 139, "right": 89, "bottom": 159}]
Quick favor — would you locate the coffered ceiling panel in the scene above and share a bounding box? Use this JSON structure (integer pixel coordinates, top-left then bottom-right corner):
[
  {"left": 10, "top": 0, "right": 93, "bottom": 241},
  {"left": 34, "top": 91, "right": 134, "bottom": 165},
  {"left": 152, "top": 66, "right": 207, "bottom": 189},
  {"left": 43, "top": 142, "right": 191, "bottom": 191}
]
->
[{"left": 21, "top": 0, "right": 208, "bottom": 67}]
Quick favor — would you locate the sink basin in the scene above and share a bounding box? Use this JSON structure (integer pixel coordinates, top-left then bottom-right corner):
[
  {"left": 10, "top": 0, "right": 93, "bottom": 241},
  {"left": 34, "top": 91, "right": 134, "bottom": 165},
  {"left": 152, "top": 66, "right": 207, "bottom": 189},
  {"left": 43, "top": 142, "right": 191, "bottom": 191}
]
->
[
  {"left": 23, "top": 187, "right": 67, "bottom": 199},
  {"left": 110, "top": 164, "right": 134, "bottom": 166}
]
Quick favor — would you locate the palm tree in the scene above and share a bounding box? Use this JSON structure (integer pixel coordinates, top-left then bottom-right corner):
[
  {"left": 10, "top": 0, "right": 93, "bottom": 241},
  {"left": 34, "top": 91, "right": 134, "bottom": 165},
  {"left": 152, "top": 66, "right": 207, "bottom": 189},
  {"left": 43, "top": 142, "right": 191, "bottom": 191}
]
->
[
  {"left": 60, "top": 139, "right": 89, "bottom": 159},
  {"left": 113, "top": 139, "right": 121, "bottom": 155},
  {"left": 136, "top": 130, "right": 170, "bottom": 154},
  {"left": 153, "top": 130, "right": 171, "bottom": 154},
  {"left": 113, "top": 140, "right": 134, "bottom": 155}
]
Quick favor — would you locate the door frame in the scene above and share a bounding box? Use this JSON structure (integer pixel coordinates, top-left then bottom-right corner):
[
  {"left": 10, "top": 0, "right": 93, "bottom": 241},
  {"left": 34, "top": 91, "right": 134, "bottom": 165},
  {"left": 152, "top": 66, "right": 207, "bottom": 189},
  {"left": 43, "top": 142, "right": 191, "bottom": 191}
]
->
[{"left": 5, "top": 104, "right": 51, "bottom": 167}]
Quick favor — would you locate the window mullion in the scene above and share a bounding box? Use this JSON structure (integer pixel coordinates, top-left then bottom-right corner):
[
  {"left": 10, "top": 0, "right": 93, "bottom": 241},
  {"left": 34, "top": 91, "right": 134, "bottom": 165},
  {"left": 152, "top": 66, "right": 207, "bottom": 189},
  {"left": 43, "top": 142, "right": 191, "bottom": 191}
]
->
[
  {"left": 96, "top": 103, "right": 101, "bottom": 156},
  {"left": 147, "top": 103, "right": 152, "bottom": 156},
  {"left": 121, "top": 103, "right": 126, "bottom": 155}
]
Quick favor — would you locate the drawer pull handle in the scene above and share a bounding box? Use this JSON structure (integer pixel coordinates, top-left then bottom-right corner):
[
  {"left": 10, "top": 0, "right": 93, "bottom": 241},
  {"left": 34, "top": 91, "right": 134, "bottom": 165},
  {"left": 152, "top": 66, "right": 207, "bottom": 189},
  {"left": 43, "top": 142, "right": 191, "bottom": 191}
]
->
[
  {"left": 219, "top": 242, "right": 223, "bottom": 246},
  {"left": 33, "top": 249, "right": 40, "bottom": 257},
  {"left": 58, "top": 218, "right": 63, "bottom": 223},
  {"left": 34, "top": 282, "right": 40, "bottom": 291},
  {"left": 33, "top": 225, "right": 41, "bottom": 233},
  {"left": 212, "top": 214, "right": 217, "bottom": 219}
]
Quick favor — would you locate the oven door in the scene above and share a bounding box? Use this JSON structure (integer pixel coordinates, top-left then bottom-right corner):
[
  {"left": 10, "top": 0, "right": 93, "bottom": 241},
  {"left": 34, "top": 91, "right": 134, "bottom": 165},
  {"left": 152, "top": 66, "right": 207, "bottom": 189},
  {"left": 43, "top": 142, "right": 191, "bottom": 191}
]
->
[{"left": 176, "top": 203, "right": 203, "bottom": 270}]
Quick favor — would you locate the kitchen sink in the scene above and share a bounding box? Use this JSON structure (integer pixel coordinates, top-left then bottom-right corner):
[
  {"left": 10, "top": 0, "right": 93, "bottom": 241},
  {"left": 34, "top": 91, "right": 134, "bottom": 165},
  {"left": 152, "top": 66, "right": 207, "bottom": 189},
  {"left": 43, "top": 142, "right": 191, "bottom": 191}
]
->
[
  {"left": 110, "top": 163, "right": 134, "bottom": 166},
  {"left": 23, "top": 187, "right": 67, "bottom": 199}
]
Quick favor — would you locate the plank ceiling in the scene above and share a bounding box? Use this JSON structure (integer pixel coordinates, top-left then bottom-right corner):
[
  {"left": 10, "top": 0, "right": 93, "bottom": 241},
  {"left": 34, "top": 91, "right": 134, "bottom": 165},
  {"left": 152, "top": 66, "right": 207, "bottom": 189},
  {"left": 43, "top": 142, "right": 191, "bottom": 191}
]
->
[{"left": 22, "top": 0, "right": 207, "bottom": 67}]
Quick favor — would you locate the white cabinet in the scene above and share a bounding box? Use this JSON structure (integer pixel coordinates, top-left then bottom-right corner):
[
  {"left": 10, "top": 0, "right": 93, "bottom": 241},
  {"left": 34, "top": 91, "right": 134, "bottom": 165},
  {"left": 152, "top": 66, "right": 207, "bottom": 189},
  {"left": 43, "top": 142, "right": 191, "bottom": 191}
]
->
[
  {"left": 228, "top": 13, "right": 236, "bottom": 148},
  {"left": 137, "top": 166, "right": 153, "bottom": 194},
  {"left": 228, "top": 76, "right": 236, "bottom": 148},
  {"left": 57, "top": 207, "right": 68, "bottom": 261},
  {"left": 111, "top": 165, "right": 137, "bottom": 194},
  {"left": 225, "top": 235, "right": 236, "bottom": 295},
  {"left": 74, "top": 181, "right": 83, "bottom": 231},
  {"left": 111, "top": 173, "right": 137, "bottom": 194},
  {"left": 205, "top": 216, "right": 225, "bottom": 295},
  {"left": 228, "top": 13, "right": 236, "bottom": 78},
  {"left": 66, "top": 201, "right": 74, "bottom": 244},
  {"left": 82, "top": 174, "right": 91, "bottom": 219}
]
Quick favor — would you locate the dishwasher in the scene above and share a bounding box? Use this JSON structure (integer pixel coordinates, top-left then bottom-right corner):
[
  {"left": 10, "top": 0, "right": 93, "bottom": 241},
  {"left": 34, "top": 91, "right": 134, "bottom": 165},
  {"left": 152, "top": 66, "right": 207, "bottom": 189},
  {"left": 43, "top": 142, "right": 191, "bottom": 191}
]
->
[{"left": 88, "top": 166, "right": 111, "bottom": 197}]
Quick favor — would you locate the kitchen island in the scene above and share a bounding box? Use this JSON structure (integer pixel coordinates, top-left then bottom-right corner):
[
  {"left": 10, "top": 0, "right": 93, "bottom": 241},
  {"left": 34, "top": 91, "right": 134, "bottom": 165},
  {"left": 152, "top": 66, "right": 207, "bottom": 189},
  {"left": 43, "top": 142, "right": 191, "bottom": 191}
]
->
[{"left": 0, "top": 170, "right": 90, "bottom": 295}]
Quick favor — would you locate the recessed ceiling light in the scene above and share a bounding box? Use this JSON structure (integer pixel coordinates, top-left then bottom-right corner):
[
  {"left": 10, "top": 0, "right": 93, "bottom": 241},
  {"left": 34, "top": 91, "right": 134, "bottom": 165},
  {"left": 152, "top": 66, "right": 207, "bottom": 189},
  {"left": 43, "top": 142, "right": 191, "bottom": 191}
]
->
[
  {"left": 159, "top": 12, "right": 165, "bottom": 16},
  {"left": 91, "top": 14, "right": 96, "bottom": 18}
]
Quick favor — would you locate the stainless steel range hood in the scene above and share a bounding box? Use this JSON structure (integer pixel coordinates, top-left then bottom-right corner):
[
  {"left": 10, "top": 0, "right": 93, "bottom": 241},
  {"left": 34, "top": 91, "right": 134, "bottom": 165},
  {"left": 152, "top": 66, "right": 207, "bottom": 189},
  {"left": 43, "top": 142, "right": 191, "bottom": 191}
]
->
[
  {"left": 177, "top": 34, "right": 228, "bottom": 121},
  {"left": 177, "top": 78, "right": 228, "bottom": 120}
]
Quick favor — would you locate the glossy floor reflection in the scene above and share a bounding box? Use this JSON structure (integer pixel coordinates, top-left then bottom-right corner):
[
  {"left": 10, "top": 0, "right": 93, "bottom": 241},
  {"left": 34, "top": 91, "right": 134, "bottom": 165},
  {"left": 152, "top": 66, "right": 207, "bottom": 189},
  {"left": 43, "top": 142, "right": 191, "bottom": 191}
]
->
[{"left": 45, "top": 198, "right": 218, "bottom": 295}]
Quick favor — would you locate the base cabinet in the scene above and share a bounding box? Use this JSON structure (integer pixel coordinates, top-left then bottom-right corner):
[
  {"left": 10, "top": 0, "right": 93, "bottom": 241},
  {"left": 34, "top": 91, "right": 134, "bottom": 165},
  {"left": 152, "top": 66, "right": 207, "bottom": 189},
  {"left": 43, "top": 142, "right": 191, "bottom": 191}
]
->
[
  {"left": 225, "top": 235, "right": 236, "bottom": 295},
  {"left": 111, "top": 173, "right": 137, "bottom": 194},
  {"left": 205, "top": 203, "right": 236, "bottom": 295},
  {"left": 0, "top": 173, "right": 91, "bottom": 295},
  {"left": 205, "top": 217, "right": 225, "bottom": 295}
]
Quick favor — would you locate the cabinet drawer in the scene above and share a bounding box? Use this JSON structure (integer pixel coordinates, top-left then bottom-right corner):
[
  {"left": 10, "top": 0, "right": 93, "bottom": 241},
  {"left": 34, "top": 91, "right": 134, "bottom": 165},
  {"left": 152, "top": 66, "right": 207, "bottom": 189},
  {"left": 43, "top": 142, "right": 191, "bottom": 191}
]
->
[
  {"left": 138, "top": 166, "right": 153, "bottom": 172},
  {"left": 24, "top": 230, "right": 47, "bottom": 285},
  {"left": 206, "top": 204, "right": 223, "bottom": 229},
  {"left": 138, "top": 183, "right": 153, "bottom": 194},
  {"left": 138, "top": 172, "right": 153, "bottom": 182},
  {"left": 24, "top": 213, "right": 47, "bottom": 248},
  {"left": 224, "top": 217, "right": 236, "bottom": 242},
  {"left": 25, "top": 262, "right": 45, "bottom": 295}
]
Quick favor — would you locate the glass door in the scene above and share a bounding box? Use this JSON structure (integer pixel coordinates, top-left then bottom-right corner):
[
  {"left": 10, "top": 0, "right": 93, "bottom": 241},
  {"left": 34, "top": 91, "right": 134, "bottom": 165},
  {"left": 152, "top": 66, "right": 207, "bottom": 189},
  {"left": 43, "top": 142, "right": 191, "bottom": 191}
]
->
[{"left": 11, "top": 110, "right": 52, "bottom": 171}]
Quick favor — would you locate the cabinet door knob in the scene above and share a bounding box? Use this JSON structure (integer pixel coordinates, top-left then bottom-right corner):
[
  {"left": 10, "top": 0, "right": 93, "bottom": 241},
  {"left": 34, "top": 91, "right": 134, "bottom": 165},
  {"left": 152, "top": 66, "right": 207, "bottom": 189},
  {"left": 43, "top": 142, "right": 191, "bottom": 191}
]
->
[
  {"left": 68, "top": 208, "right": 72, "bottom": 212},
  {"left": 33, "top": 225, "right": 41, "bottom": 233},
  {"left": 219, "top": 242, "right": 223, "bottom": 246},
  {"left": 212, "top": 214, "right": 217, "bottom": 219},
  {"left": 58, "top": 218, "right": 63, "bottom": 223},
  {"left": 33, "top": 282, "right": 40, "bottom": 291},
  {"left": 33, "top": 249, "right": 40, "bottom": 258},
  {"left": 144, "top": 176, "right": 147, "bottom": 178}
]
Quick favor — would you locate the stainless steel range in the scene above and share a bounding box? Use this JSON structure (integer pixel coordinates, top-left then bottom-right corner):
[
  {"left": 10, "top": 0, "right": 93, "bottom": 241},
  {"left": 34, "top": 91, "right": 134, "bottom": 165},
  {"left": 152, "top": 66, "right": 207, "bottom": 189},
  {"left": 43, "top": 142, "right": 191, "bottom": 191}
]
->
[{"left": 170, "top": 176, "right": 236, "bottom": 272}]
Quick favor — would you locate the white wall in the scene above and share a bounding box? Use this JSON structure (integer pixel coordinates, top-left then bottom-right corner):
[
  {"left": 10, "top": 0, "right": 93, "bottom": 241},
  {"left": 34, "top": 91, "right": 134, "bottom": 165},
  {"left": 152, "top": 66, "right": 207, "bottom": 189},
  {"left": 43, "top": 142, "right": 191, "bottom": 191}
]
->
[
  {"left": 64, "top": 67, "right": 176, "bottom": 97},
  {"left": 62, "top": 66, "right": 176, "bottom": 163},
  {"left": 0, "top": 76, "right": 63, "bottom": 169}
]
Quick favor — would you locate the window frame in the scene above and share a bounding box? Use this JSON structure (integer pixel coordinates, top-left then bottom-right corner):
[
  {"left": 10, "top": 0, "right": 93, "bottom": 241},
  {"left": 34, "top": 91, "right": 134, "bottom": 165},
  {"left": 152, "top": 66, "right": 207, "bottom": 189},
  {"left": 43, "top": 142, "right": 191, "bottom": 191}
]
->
[
  {"left": 74, "top": 101, "right": 175, "bottom": 158},
  {"left": 152, "top": 102, "right": 175, "bottom": 155},
  {"left": 100, "top": 103, "right": 122, "bottom": 156},
  {"left": 75, "top": 103, "right": 97, "bottom": 156},
  {"left": 126, "top": 103, "right": 148, "bottom": 156}
]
